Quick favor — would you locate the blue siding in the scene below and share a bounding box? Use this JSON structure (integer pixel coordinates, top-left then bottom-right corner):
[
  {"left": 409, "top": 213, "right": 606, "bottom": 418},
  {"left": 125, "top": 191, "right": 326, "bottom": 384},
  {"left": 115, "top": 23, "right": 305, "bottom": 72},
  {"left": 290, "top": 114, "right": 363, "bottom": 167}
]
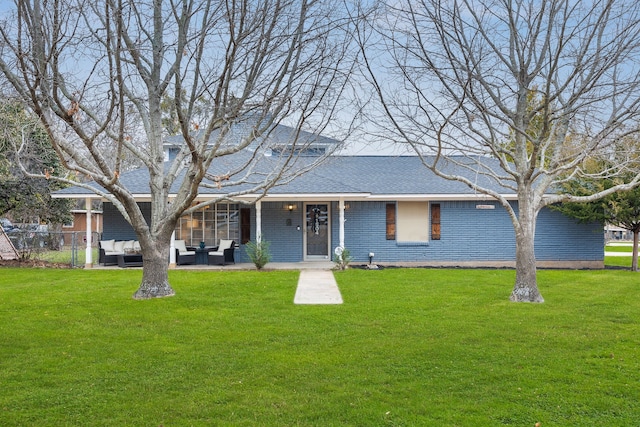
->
[
  {"left": 259, "top": 202, "right": 304, "bottom": 262},
  {"left": 333, "top": 200, "right": 602, "bottom": 264},
  {"left": 102, "top": 202, "right": 151, "bottom": 240},
  {"left": 535, "top": 207, "right": 603, "bottom": 261},
  {"left": 103, "top": 200, "right": 603, "bottom": 264}
]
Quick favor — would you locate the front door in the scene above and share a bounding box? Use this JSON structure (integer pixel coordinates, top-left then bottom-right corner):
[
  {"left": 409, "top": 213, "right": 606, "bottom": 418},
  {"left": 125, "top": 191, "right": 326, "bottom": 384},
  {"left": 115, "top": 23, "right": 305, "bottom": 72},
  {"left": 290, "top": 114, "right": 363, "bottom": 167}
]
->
[{"left": 305, "top": 203, "right": 330, "bottom": 259}]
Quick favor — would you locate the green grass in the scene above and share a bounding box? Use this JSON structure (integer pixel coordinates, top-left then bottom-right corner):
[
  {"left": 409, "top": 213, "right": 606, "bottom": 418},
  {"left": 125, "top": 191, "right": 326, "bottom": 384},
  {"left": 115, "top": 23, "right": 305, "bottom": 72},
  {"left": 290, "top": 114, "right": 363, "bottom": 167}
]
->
[
  {"left": 1, "top": 268, "right": 639, "bottom": 426},
  {"left": 605, "top": 243, "right": 637, "bottom": 269},
  {"left": 605, "top": 255, "right": 634, "bottom": 268},
  {"left": 605, "top": 245, "right": 635, "bottom": 253},
  {"left": 33, "top": 248, "right": 99, "bottom": 266}
]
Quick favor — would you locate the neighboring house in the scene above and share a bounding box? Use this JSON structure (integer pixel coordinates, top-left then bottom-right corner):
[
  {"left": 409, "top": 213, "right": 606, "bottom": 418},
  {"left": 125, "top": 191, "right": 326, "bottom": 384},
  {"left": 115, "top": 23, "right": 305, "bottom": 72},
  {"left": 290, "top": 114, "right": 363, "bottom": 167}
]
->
[
  {"left": 605, "top": 224, "right": 633, "bottom": 241},
  {"left": 54, "top": 143, "right": 604, "bottom": 268},
  {"left": 63, "top": 209, "right": 103, "bottom": 235},
  {"left": 57, "top": 202, "right": 103, "bottom": 247}
]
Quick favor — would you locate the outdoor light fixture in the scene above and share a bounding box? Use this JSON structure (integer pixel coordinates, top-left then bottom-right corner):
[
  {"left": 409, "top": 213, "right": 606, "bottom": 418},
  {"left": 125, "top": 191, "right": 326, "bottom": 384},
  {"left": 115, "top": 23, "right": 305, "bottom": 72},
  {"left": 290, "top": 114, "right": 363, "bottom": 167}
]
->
[
  {"left": 367, "top": 252, "right": 379, "bottom": 269},
  {"left": 287, "top": 204, "right": 294, "bottom": 211}
]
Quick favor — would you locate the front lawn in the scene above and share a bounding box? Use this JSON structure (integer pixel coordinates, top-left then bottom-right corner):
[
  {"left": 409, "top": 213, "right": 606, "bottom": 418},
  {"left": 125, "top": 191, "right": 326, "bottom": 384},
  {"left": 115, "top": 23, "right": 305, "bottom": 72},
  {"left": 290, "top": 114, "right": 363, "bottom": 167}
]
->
[
  {"left": 605, "top": 243, "right": 637, "bottom": 269},
  {"left": 605, "top": 245, "right": 635, "bottom": 252},
  {"left": 0, "top": 268, "right": 639, "bottom": 426},
  {"left": 605, "top": 255, "right": 635, "bottom": 269}
]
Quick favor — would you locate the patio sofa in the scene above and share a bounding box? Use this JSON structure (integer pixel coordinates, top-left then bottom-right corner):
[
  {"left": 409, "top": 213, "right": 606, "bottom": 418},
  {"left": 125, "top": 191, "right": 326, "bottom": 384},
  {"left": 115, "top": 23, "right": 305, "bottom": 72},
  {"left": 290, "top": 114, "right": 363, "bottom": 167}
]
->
[{"left": 99, "top": 239, "right": 141, "bottom": 266}]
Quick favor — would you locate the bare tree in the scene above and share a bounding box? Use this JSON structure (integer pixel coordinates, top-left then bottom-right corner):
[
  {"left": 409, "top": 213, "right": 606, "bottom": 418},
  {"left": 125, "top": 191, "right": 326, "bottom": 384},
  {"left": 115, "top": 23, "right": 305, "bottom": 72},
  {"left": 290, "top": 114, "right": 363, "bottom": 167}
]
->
[
  {"left": 0, "top": 0, "right": 356, "bottom": 298},
  {"left": 357, "top": 0, "right": 640, "bottom": 302}
]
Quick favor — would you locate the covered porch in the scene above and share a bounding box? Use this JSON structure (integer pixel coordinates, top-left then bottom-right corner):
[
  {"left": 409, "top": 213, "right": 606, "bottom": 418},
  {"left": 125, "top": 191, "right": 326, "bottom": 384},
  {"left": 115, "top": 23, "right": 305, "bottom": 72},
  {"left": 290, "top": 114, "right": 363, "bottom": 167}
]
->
[{"left": 73, "top": 194, "right": 360, "bottom": 268}]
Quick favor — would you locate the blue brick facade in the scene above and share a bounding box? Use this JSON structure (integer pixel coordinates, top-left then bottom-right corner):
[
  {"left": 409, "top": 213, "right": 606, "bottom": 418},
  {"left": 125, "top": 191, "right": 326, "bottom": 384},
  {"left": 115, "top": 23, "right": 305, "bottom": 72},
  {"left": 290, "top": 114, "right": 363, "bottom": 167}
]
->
[
  {"left": 102, "top": 199, "right": 603, "bottom": 265},
  {"left": 331, "top": 200, "right": 602, "bottom": 263},
  {"left": 258, "top": 202, "right": 305, "bottom": 262},
  {"left": 102, "top": 202, "right": 151, "bottom": 240}
]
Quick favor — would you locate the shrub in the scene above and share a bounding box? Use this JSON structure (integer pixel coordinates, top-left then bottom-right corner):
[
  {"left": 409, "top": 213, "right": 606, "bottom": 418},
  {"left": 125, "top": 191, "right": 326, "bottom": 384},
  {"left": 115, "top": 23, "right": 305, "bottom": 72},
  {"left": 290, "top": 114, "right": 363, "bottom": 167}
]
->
[
  {"left": 245, "top": 239, "right": 271, "bottom": 270},
  {"left": 333, "top": 247, "right": 351, "bottom": 270}
]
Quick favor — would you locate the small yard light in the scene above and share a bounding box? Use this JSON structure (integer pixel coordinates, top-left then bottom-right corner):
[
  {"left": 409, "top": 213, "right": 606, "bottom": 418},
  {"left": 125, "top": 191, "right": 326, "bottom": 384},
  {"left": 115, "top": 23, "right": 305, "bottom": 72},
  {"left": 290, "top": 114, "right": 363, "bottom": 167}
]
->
[{"left": 368, "top": 252, "right": 375, "bottom": 265}]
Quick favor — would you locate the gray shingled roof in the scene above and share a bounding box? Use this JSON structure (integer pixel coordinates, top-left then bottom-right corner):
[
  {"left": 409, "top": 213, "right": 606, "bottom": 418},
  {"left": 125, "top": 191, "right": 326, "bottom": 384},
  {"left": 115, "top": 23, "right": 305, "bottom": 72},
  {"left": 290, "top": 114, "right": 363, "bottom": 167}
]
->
[
  {"left": 275, "top": 156, "right": 508, "bottom": 195},
  {"left": 163, "top": 120, "right": 339, "bottom": 152},
  {"left": 54, "top": 154, "right": 516, "bottom": 198}
]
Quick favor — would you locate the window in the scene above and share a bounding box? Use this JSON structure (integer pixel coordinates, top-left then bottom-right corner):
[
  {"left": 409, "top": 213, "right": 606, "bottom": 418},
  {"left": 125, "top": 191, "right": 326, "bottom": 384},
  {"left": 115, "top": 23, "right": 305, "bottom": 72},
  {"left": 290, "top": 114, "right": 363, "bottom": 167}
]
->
[
  {"left": 386, "top": 202, "right": 440, "bottom": 242},
  {"left": 240, "top": 208, "right": 251, "bottom": 244},
  {"left": 176, "top": 204, "right": 240, "bottom": 246},
  {"left": 386, "top": 204, "right": 396, "bottom": 240},
  {"left": 397, "top": 202, "right": 429, "bottom": 242},
  {"left": 431, "top": 203, "right": 441, "bottom": 240}
]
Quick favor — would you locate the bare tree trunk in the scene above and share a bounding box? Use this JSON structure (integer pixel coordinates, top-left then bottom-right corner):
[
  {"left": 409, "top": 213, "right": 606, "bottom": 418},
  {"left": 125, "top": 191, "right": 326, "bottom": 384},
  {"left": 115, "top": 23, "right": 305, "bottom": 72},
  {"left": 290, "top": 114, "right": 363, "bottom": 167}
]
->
[
  {"left": 133, "top": 240, "right": 174, "bottom": 299},
  {"left": 510, "top": 201, "right": 544, "bottom": 303},
  {"left": 632, "top": 230, "right": 639, "bottom": 273}
]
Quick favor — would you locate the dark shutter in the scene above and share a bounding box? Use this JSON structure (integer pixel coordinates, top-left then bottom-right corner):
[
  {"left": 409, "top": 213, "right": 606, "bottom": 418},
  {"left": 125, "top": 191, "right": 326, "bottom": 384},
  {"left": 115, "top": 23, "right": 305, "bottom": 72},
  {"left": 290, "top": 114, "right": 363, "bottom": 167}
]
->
[
  {"left": 240, "top": 208, "right": 251, "bottom": 244},
  {"left": 431, "top": 203, "right": 441, "bottom": 240},
  {"left": 386, "top": 203, "right": 396, "bottom": 240}
]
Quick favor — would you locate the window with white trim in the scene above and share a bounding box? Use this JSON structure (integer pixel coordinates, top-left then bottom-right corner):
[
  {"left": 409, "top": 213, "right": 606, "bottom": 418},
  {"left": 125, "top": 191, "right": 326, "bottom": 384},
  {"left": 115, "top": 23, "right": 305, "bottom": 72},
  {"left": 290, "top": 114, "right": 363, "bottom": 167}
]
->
[{"left": 175, "top": 204, "right": 240, "bottom": 246}]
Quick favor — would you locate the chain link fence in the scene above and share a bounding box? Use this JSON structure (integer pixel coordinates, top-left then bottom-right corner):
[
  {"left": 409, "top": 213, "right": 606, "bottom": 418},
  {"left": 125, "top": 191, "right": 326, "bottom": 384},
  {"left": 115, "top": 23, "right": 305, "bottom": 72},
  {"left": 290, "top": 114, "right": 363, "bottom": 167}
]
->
[{"left": 5, "top": 229, "right": 101, "bottom": 268}]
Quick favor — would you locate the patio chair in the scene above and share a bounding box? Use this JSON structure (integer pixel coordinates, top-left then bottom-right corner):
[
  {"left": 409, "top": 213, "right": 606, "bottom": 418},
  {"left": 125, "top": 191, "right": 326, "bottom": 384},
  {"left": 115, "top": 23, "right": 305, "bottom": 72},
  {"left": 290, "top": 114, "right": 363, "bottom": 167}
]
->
[
  {"left": 174, "top": 239, "right": 196, "bottom": 265},
  {"left": 207, "top": 239, "right": 236, "bottom": 265}
]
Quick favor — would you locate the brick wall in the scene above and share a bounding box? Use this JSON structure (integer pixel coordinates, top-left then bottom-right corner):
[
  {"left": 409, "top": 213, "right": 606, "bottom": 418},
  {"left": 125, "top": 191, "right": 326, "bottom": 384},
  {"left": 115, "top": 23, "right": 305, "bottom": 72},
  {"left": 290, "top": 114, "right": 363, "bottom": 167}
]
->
[{"left": 102, "top": 199, "right": 603, "bottom": 264}]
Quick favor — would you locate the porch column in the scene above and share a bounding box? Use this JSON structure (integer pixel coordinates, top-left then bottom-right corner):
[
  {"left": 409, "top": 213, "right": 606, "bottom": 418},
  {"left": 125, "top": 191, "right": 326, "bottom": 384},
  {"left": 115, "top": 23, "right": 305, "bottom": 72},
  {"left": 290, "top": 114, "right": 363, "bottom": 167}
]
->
[
  {"left": 169, "top": 231, "right": 176, "bottom": 268},
  {"left": 339, "top": 198, "right": 345, "bottom": 249},
  {"left": 85, "top": 197, "right": 93, "bottom": 268},
  {"left": 256, "top": 200, "right": 262, "bottom": 243}
]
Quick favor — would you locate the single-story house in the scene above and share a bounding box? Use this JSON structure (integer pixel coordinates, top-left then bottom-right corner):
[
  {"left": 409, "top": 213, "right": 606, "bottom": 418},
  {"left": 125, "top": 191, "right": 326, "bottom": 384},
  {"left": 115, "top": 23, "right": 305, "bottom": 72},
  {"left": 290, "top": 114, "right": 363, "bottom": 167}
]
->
[{"left": 54, "top": 142, "right": 604, "bottom": 268}]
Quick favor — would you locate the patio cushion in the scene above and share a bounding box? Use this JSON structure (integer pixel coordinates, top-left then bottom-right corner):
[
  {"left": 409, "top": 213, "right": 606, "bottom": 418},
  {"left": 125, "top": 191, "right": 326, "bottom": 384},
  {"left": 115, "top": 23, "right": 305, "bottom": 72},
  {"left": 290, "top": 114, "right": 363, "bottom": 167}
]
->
[
  {"left": 123, "top": 240, "right": 136, "bottom": 252},
  {"left": 174, "top": 240, "right": 195, "bottom": 257},
  {"left": 100, "top": 239, "right": 115, "bottom": 252},
  {"left": 174, "top": 240, "right": 187, "bottom": 253},
  {"left": 113, "top": 240, "right": 126, "bottom": 253},
  {"left": 218, "top": 239, "right": 234, "bottom": 250}
]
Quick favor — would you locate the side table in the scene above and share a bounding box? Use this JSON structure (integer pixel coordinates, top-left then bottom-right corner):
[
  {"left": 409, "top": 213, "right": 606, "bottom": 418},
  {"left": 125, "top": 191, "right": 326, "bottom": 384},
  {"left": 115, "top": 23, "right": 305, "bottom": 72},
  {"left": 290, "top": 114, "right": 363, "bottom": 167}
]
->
[
  {"left": 193, "top": 246, "right": 215, "bottom": 265},
  {"left": 117, "top": 253, "right": 143, "bottom": 268}
]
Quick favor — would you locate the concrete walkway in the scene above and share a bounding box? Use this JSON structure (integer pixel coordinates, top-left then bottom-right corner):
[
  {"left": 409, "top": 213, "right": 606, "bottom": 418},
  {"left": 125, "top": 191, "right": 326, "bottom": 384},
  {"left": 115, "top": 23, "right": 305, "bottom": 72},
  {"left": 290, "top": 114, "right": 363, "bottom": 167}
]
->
[
  {"left": 294, "top": 269, "right": 343, "bottom": 305},
  {"left": 605, "top": 242, "right": 637, "bottom": 257},
  {"left": 605, "top": 251, "right": 634, "bottom": 257}
]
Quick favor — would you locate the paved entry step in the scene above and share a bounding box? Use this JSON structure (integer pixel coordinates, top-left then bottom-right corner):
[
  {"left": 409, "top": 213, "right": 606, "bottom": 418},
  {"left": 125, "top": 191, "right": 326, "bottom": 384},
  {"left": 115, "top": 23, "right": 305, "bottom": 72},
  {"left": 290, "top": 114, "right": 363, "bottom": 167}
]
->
[{"left": 294, "top": 269, "right": 343, "bottom": 305}]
